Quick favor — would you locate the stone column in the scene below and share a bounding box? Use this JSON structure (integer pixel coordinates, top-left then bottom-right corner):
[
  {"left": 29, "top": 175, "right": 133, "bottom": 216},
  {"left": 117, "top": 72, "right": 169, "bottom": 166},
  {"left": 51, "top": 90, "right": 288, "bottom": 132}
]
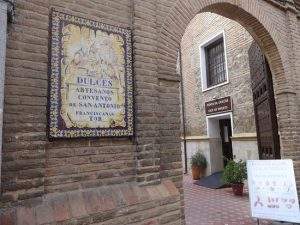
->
[{"left": 0, "top": 0, "right": 8, "bottom": 190}]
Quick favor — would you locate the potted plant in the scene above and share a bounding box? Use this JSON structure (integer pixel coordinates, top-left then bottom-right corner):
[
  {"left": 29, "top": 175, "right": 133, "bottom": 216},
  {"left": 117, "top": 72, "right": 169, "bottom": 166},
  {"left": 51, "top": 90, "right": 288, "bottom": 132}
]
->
[
  {"left": 190, "top": 151, "right": 207, "bottom": 180},
  {"left": 222, "top": 160, "right": 247, "bottom": 196}
]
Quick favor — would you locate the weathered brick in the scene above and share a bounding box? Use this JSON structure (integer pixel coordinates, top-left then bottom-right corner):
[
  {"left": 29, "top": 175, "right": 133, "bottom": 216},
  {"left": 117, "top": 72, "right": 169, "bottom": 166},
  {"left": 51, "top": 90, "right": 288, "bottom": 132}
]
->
[
  {"left": 35, "top": 203, "right": 54, "bottom": 225},
  {"left": 50, "top": 194, "right": 71, "bottom": 222},
  {"left": 0, "top": 1, "right": 299, "bottom": 225},
  {"left": 67, "top": 191, "right": 87, "bottom": 219},
  {"left": 82, "top": 189, "right": 101, "bottom": 214},
  {"left": 0, "top": 209, "right": 16, "bottom": 225},
  {"left": 16, "top": 207, "right": 36, "bottom": 225}
]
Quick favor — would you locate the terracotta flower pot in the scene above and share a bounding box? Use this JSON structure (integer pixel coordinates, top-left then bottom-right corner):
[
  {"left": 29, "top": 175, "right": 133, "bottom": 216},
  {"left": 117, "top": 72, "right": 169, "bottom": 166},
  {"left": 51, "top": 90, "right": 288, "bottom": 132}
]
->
[
  {"left": 231, "top": 183, "right": 244, "bottom": 196},
  {"left": 192, "top": 166, "right": 205, "bottom": 180}
]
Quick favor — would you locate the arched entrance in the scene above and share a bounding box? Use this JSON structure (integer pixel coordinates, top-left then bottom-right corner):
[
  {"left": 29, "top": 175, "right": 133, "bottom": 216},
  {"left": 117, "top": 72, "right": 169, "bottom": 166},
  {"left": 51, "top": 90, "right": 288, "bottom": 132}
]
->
[
  {"left": 155, "top": 0, "right": 299, "bottom": 223},
  {"left": 179, "top": 11, "right": 284, "bottom": 223},
  {"left": 157, "top": 0, "right": 298, "bottom": 181}
]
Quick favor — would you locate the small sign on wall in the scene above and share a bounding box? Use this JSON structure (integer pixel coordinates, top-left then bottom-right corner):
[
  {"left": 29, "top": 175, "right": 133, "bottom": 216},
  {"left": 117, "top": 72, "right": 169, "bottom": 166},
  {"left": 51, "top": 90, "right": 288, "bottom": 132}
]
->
[
  {"left": 205, "top": 96, "right": 232, "bottom": 115},
  {"left": 247, "top": 160, "right": 300, "bottom": 223},
  {"left": 48, "top": 10, "right": 134, "bottom": 138}
]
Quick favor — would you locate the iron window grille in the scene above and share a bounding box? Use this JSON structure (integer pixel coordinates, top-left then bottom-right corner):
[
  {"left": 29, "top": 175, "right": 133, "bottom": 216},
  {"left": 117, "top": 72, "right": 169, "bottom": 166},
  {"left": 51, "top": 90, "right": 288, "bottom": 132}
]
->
[{"left": 205, "top": 38, "right": 227, "bottom": 88}]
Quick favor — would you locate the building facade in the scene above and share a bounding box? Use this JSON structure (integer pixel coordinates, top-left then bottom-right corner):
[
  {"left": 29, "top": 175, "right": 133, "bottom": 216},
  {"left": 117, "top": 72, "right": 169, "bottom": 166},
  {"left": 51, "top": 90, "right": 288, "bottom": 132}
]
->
[
  {"left": 181, "top": 13, "right": 259, "bottom": 175},
  {"left": 0, "top": 0, "right": 299, "bottom": 225}
]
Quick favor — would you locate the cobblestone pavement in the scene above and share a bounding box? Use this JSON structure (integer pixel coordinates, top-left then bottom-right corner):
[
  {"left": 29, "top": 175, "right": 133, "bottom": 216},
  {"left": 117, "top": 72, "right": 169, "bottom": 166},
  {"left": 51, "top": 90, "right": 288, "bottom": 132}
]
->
[{"left": 183, "top": 175, "right": 272, "bottom": 225}]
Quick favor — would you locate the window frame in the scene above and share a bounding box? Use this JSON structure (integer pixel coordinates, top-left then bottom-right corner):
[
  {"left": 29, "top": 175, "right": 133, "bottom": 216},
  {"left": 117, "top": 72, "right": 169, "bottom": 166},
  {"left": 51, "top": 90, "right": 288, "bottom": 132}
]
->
[{"left": 199, "top": 31, "right": 229, "bottom": 92}]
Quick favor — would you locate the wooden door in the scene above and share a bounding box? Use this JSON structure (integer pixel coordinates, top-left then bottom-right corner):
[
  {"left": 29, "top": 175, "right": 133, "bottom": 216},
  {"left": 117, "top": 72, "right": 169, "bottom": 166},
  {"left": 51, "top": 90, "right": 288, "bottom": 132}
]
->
[{"left": 248, "top": 43, "right": 280, "bottom": 159}]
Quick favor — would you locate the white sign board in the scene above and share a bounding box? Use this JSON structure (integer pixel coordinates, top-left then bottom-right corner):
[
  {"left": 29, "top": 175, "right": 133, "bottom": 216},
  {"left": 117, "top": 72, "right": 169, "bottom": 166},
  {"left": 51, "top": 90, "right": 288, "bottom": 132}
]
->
[{"left": 247, "top": 160, "right": 300, "bottom": 223}]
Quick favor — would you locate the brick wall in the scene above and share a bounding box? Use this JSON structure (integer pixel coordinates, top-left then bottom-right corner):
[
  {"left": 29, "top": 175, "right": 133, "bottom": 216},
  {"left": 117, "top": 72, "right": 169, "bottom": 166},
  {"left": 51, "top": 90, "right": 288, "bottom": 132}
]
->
[
  {"left": 2, "top": 0, "right": 136, "bottom": 202},
  {"left": 0, "top": 0, "right": 184, "bottom": 224},
  {"left": 0, "top": 0, "right": 299, "bottom": 224}
]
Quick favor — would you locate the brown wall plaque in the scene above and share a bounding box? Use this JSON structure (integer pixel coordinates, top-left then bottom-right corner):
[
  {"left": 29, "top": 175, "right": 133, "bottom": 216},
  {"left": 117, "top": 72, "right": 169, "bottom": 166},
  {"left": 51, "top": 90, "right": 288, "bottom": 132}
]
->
[{"left": 205, "top": 96, "right": 232, "bottom": 115}]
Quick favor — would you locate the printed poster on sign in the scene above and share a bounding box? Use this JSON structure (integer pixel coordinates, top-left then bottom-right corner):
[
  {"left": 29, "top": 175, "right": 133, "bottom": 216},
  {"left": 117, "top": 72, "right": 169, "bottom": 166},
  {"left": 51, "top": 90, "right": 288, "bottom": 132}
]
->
[
  {"left": 48, "top": 10, "right": 133, "bottom": 138},
  {"left": 247, "top": 160, "right": 300, "bottom": 223}
]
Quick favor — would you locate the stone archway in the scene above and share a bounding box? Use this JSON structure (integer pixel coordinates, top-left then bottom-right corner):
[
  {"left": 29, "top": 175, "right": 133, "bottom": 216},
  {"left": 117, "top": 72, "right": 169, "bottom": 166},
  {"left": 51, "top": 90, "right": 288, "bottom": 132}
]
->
[{"left": 156, "top": 0, "right": 299, "bottom": 190}]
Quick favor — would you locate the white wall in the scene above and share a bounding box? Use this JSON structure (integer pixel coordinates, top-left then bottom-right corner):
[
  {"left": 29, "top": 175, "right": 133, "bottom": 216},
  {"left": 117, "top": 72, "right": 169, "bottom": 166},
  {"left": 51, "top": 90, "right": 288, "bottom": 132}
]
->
[
  {"left": 209, "top": 138, "right": 224, "bottom": 174},
  {"left": 182, "top": 138, "right": 210, "bottom": 175},
  {"left": 182, "top": 136, "right": 259, "bottom": 177},
  {"left": 0, "top": 0, "right": 8, "bottom": 191},
  {"left": 182, "top": 114, "right": 259, "bottom": 177},
  {"left": 232, "top": 134, "right": 259, "bottom": 161}
]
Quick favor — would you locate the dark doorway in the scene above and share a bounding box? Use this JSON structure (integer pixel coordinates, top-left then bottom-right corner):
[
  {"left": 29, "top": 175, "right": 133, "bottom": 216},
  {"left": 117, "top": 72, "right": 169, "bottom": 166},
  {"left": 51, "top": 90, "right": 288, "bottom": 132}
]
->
[
  {"left": 248, "top": 42, "right": 281, "bottom": 159},
  {"left": 219, "top": 119, "right": 233, "bottom": 166}
]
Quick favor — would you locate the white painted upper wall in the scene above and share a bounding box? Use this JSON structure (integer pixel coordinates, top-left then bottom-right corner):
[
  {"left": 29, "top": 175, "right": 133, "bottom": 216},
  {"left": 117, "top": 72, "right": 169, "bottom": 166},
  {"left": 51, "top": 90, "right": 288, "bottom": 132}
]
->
[{"left": 0, "top": 0, "right": 8, "bottom": 191}]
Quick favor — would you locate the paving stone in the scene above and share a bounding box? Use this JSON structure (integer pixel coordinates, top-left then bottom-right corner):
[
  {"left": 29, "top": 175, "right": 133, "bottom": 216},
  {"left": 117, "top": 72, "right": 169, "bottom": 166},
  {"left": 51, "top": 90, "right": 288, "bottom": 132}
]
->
[{"left": 183, "top": 175, "right": 272, "bottom": 225}]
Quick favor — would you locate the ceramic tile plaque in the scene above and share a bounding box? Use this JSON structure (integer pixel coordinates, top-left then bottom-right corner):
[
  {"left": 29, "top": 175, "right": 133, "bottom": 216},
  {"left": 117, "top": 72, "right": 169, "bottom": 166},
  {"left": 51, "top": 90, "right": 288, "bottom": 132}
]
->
[{"left": 48, "top": 10, "right": 134, "bottom": 138}]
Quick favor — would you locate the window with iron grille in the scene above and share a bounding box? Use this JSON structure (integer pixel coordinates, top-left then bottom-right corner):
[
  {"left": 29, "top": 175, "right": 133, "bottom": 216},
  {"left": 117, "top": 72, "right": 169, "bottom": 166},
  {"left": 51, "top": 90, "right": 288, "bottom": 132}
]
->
[{"left": 205, "top": 38, "right": 227, "bottom": 87}]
